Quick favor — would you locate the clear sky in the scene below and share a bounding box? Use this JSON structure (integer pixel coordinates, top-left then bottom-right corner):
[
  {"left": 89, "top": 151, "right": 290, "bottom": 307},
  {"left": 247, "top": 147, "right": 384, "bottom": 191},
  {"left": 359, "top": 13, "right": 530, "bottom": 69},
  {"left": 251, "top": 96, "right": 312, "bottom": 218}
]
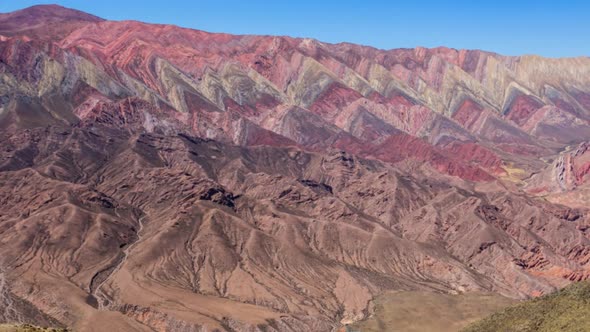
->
[{"left": 1, "top": 1, "right": 588, "bottom": 58}]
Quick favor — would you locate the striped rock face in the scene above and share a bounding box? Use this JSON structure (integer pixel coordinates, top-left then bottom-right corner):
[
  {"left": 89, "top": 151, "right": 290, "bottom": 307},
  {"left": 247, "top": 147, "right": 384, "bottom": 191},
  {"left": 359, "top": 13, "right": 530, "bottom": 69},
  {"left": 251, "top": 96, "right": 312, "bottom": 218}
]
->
[{"left": 0, "top": 5, "right": 590, "bottom": 332}]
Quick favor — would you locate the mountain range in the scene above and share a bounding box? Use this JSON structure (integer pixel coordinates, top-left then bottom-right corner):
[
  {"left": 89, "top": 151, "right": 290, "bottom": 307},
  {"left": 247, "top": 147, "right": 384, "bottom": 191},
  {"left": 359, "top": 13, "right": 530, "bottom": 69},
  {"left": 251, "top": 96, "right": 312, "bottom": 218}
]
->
[{"left": 1, "top": 5, "right": 590, "bottom": 331}]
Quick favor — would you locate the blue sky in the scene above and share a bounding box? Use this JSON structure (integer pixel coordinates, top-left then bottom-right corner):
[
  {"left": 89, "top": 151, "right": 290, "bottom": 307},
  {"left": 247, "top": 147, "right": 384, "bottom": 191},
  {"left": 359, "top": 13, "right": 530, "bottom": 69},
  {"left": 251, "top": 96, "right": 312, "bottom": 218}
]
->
[{"left": 1, "top": 1, "right": 588, "bottom": 58}]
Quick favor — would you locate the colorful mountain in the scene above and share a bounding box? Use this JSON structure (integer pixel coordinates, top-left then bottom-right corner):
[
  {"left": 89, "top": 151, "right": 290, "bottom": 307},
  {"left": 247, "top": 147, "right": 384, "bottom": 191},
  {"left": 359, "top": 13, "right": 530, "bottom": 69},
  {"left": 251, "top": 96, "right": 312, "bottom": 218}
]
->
[{"left": 1, "top": 5, "right": 590, "bottom": 331}]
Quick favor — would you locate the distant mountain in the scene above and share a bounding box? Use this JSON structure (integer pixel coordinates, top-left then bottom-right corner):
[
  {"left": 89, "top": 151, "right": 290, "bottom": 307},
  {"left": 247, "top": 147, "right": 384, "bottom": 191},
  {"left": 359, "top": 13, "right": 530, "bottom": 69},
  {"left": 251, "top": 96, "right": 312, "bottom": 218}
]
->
[{"left": 0, "top": 5, "right": 589, "bottom": 331}]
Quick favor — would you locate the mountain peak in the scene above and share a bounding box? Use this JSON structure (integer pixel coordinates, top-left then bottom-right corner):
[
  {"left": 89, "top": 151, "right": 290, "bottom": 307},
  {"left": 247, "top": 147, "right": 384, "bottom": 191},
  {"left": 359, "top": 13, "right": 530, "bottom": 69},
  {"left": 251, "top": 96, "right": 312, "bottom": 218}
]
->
[
  {"left": 0, "top": 4, "right": 103, "bottom": 38},
  {"left": 0, "top": 4, "right": 103, "bottom": 21}
]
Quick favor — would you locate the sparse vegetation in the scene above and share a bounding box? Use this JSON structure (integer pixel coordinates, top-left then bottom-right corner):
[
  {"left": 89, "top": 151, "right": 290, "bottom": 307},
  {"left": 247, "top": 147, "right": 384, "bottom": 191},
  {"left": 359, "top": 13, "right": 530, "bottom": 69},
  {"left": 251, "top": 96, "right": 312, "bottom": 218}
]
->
[
  {"left": 351, "top": 291, "right": 516, "bottom": 332},
  {"left": 500, "top": 163, "right": 528, "bottom": 183},
  {"left": 463, "top": 281, "right": 590, "bottom": 332}
]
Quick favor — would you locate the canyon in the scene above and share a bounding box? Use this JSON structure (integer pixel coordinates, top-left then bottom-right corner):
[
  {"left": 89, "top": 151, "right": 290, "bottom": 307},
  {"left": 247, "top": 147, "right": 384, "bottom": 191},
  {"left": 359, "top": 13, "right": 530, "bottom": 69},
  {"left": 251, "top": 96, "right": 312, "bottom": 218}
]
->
[{"left": 0, "top": 4, "right": 590, "bottom": 331}]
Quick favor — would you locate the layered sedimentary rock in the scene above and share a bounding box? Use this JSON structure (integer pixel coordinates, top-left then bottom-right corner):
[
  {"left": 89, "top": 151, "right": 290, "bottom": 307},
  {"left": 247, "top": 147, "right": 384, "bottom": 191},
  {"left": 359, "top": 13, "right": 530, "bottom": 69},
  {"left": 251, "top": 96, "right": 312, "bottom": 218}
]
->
[{"left": 1, "top": 5, "right": 590, "bottom": 332}]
